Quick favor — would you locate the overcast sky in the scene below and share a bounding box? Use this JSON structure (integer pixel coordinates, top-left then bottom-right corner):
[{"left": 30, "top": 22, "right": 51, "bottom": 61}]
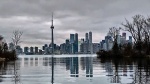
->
[{"left": 0, "top": 0, "right": 150, "bottom": 48}]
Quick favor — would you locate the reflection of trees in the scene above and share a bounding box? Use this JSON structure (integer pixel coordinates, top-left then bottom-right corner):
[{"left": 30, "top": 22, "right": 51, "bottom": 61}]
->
[
  {"left": 104, "top": 60, "right": 113, "bottom": 76},
  {"left": 100, "top": 58, "right": 150, "bottom": 84},
  {"left": 110, "top": 59, "right": 121, "bottom": 83},
  {"left": 0, "top": 61, "right": 5, "bottom": 82},
  {"left": 132, "top": 59, "right": 150, "bottom": 84},
  {"left": 101, "top": 59, "right": 121, "bottom": 83},
  {"left": 0, "top": 61, "right": 22, "bottom": 84},
  {"left": 0, "top": 61, "right": 17, "bottom": 83},
  {"left": 13, "top": 60, "right": 22, "bottom": 84}
]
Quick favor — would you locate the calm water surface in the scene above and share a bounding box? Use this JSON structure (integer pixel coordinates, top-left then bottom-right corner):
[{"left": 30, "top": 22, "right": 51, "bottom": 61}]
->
[{"left": 0, "top": 54, "right": 149, "bottom": 84}]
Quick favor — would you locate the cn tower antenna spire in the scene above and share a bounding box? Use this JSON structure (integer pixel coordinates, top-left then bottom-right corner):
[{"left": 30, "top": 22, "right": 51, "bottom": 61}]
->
[
  {"left": 52, "top": 12, "right": 53, "bottom": 26},
  {"left": 51, "top": 12, "right": 54, "bottom": 29}
]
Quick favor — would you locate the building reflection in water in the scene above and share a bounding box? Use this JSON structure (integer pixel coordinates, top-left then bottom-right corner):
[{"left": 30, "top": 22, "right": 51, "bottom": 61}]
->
[
  {"left": 20, "top": 56, "right": 94, "bottom": 78},
  {"left": 66, "top": 56, "right": 93, "bottom": 78},
  {"left": 86, "top": 57, "right": 93, "bottom": 77},
  {"left": 13, "top": 60, "right": 22, "bottom": 84},
  {"left": 80, "top": 57, "right": 86, "bottom": 70},
  {"left": 70, "top": 57, "right": 79, "bottom": 77},
  {"left": 1, "top": 56, "right": 150, "bottom": 83},
  {"left": 66, "top": 57, "right": 70, "bottom": 70},
  {"left": 51, "top": 56, "right": 54, "bottom": 84},
  {"left": 20, "top": 56, "right": 150, "bottom": 84}
]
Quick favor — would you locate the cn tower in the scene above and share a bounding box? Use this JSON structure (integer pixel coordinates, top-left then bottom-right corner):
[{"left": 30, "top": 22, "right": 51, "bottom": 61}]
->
[{"left": 51, "top": 13, "right": 54, "bottom": 54}]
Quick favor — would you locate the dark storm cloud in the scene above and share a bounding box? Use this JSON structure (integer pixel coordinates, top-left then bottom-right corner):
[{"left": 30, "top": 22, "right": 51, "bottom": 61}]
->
[{"left": 0, "top": 0, "right": 150, "bottom": 47}]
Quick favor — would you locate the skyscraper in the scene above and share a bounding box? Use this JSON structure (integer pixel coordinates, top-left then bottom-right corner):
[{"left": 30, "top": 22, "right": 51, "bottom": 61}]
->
[
  {"left": 129, "top": 36, "right": 132, "bottom": 44},
  {"left": 85, "top": 33, "right": 88, "bottom": 43},
  {"left": 122, "top": 32, "right": 126, "bottom": 39},
  {"left": 120, "top": 32, "right": 126, "bottom": 45},
  {"left": 89, "top": 31, "right": 93, "bottom": 54},
  {"left": 103, "top": 43, "right": 107, "bottom": 51},
  {"left": 101, "top": 40, "right": 105, "bottom": 50},
  {"left": 60, "top": 43, "right": 66, "bottom": 54},
  {"left": 81, "top": 38, "right": 84, "bottom": 43},
  {"left": 79, "top": 38, "right": 84, "bottom": 53},
  {"left": 24, "top": 47, "right": 29, "bottom": 54},
  {"left": 117, "top": 35, "right": 121, "bottom": 45},
  {"left": 35, "top": 47, "right": 38, "bottom": 54},
  {"left": 93, "top": 43, "right": 100, "bottom": 53},
  {"left": 105, "top": 35, "right": 112, "bottom": 51},
  {"left": 66, "top": 39, "right": 69, "bottom": 44},
  {"left": 65, "top": 39, "right": 70, "bottom": 54},
  {"left": 82, "top": 33, "right": 89, "bottom": 54},
  {"left": 16, "top": 45, "right": 23, "bottom": 54},
  {"left": 30, "top": 47, "right": 34, "bottom": 54},
  {"left": 70, "top": 34, "right": 75, "bottom": 54},
  {"left": 74, "top": 33, "right": 78, "bottom": 53},
  {"left": 9, "top": 42, "right": 15, "bottom": 51},
  {"left": 70, "top": 34, "right": 75, "bottom": 44}
]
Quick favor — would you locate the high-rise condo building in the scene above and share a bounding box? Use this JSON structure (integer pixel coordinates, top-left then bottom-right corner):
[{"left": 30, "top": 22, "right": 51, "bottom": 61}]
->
[
  {"left": 65, "top": 39, "right": 70, "bottom": 54},
  {"left": 30, "top": 47, "right": 34, "bottom": 54},
  {"left": 70, "top": 34, "right": 75, "bottom": 44},
  {"left": 122, "top": 32, "right": 126, "bottom": 39},
  {"left": 74, "top": 33, "right": 78, "bottom": 53},
  {"left": 129, "top": 36, "right": 132, "bottom": 44},
  {"left": 35, "top": 47, "right": 38, "bottom": 54},
  {"left": 24, "top": 47, "right": 29, "bottom": 54},
  {"left": 85, "top": 33, "right": 88, "bottom": 43},
  {"left": 89, "top": 31, "right": 93, "bottom": 54}
]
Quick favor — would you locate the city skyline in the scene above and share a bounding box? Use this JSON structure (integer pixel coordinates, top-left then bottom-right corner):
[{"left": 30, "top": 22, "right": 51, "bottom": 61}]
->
[
  {"left": 13, "top": 31, "right": 132, "bottom": 55},
  {"left": 0, "top": 0, "right": 150, "bottom": 48}
]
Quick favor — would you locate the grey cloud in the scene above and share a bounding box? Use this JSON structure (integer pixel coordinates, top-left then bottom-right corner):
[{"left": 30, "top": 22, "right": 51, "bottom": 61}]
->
[{"left": 0, "top": 0, "right": 150, "bottom": 48}]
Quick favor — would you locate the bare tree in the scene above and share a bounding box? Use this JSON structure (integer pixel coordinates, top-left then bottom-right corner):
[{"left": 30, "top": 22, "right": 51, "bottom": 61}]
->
[
  {"left": 142, "top": 16, "right": 150, "bottom": 54},
  {"left": 12, "top": 30, "right": 23, "bottom": 47},
  {"left": 122, "top": 15, "right": 145, "bottom": 44},
  {"left": 143, "top": 17, "right": 150, "bottom": 42},
  {"left": 109, "top": 27, "right": 121, "bottom": 42},
  {"left": 122, "top": 15, "right": 147, "bottom": 53},
  {"left": 109, "top": 27, "right": 122, "bottom": 57}
]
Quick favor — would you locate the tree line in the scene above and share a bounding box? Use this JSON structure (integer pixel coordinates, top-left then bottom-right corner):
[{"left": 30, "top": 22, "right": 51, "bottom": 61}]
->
[
  {"left": 0, "top": 30, "right": 23, "bottom": 61},
  {"left": 97, "top": 14, "right": 150, "bottom": 58}
]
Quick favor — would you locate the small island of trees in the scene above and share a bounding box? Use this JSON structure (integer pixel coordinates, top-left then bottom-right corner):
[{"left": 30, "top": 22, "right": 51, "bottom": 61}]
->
[
  {"left": 97, "top": 14, "right": 150, "bottom": 59},
  {"left": 0, "top": 30, "right": 23, "bottom": 61}
]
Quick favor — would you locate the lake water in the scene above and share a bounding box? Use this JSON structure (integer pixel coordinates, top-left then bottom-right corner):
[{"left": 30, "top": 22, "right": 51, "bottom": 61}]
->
[{"left": 0, "top": 54, "right": 149, "bottom": 84}]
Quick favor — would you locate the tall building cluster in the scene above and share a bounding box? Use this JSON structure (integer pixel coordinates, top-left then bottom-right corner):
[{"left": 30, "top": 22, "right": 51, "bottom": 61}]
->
[
  {"left": 100, "top": 35, "right": 113, "bottom": 51},
  {"left": 80, "top": 31, "right": 95, "bottom": 54},
  {"left": 100, "top": 32, "right": 132, "bottom": 51},
  {"left": 60, "top": 33, "right": 78, "bottom": 54},
  {"left": 60, "top": 31, "right": 100, "bottom": 54}
]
